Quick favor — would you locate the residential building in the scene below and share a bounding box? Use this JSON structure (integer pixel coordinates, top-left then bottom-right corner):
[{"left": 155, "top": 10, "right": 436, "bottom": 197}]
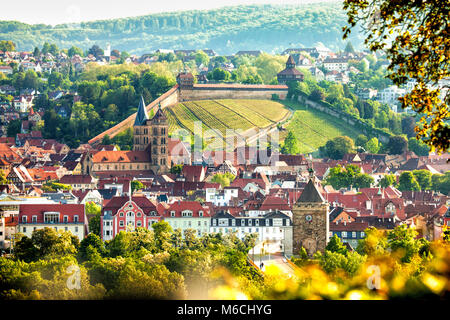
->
[{"left": 18, "top": 203, "right": 88, "bottom": 240}]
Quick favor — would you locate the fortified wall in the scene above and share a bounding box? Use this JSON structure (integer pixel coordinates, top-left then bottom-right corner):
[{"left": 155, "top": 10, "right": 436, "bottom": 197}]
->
[{"left": 178, "top": 83, "right": 288, "bottom": 101}]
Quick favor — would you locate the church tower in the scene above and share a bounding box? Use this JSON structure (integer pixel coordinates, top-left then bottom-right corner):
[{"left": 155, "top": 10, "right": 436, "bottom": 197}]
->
[
  {"left": 292, "top": 170, "right": 329, "bottom": 257},
  {"left": 133, "top": 96, "right": 169, "bottom": 174},
  {"left": 133, "top": 95, "right": 150, "bottom": 151}
]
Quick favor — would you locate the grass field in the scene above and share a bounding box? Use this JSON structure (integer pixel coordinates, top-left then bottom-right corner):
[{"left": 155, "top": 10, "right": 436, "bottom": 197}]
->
[
  {"left": 280, "top": 101, "right": 361, "bottom": 154},
  {"left": 165, "top": 99, "right": 361, "bottom": 153}
]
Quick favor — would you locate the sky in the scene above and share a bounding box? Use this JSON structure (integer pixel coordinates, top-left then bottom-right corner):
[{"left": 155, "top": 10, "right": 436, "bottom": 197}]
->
[{"left": 0, "top": 0, "right": 340, "bottom": 25}]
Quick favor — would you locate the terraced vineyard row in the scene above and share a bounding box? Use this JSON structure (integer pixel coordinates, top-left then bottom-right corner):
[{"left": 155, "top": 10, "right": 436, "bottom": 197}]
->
[
  {"left": 190, "top": 100, "right": 254, "bottom": 132},
  {"left": 228, "top": 99, "right": 290, "bottom": 123},
  {"left": 182, "top": 101, "right": 229, "bottom": 137},
  {"left": 165, "top": 99, "right": 292, "bottom": 151},
  {"left": 212, "top": 99, "right": 273, "bottom": 128}
]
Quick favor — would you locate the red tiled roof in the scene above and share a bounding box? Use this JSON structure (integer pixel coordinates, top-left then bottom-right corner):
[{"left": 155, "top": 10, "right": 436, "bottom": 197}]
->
[
  {"left": 60, "top": 174, "right": 94, "bottom": 185},
  {"left": 163, "top": 201, "right": 211, "bottom": 217},
  {"left": 92, "top": 150, "right": 150, "bottom": 163},
  {"left": 103, "top": 196, "right": 159, "bottom": 216},
  {"left": 19, "top": 204, "right": 85, "bottom": 223}
]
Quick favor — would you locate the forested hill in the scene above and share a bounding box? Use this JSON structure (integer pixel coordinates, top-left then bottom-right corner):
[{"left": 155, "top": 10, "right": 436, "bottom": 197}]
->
[{"left": 0, "top": 2, "right": 363, "bottom": 55}]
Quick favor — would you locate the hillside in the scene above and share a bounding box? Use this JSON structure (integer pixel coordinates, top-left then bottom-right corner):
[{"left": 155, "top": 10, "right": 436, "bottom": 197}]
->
[
  {"left": 164, "top": 99, "right": 361, "bottom": 153},
  {"left": 281, "top": 101, "right": 361, "bottom": 154},
  {"left": 0, "top": 3, "right": 363, "bottom": 55},
  {"left": 165, "top": 99, "right": 290, "bottom": 150}
]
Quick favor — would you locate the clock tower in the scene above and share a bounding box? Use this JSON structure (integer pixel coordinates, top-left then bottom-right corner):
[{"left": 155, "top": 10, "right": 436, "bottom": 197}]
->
[{"left": 292, "top": 172, "right": 329, "bottom": 257}]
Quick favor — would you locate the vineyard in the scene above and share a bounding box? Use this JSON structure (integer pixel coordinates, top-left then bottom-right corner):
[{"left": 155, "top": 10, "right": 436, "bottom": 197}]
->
[
  {"left": 282, "top": 101, "right": 361, "bottom": 154},
  {"left": 165, "top": 99, "right": 290, "bottom": 150},
  {"left": 165, "top": 99, "right": 362, "bottom": 153}
]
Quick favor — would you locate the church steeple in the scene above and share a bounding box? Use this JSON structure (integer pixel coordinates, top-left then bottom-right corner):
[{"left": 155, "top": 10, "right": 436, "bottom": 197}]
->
[{"left": 134, "top": 95, "right": 148, "bottom": 126}]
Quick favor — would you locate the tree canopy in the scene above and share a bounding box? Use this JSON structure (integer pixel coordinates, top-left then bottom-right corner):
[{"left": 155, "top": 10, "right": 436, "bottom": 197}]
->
[{"left": 343, "top": 0, "right": 450, "bottom": 153}]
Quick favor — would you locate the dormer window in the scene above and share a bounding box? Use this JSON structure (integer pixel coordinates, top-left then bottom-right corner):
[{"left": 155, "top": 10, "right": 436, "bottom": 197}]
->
[
  {"left": 171, "top": 211, "right": 176, "bottom": 217},
  {"left": 199, "top": 211, "right": 203, "bottom": 217}
]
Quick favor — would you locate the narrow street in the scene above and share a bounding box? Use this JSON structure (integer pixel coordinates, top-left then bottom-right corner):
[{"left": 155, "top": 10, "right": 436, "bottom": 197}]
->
[{"left": 249, "top": 252, "right": 298, "bottom": 279}]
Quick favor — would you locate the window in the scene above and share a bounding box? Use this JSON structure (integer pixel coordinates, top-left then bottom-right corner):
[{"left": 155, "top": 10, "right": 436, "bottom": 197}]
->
[
  {"left": 137, "top": 212, "right": 142, "bottom": 217},
  {"left": 199, "top": 211, "right": 203, "bottom": 217},
  {"left": 198, "top": 221, "right": 201, "bottom": 226},
  {"left": 352, "top": 232, "right": 356, "bottom": 238},
  {"left": 212, "top": 219, "right": 216, "bottom": 226},
  {"left": 119, "top": 221, "right": 124, "bottom": 227},
  {"left": 266, "top": 219, "right": 270, "bottom": 226},
  {"left": 231, "top": 219, "right": 236, "bottom": 226},
  {"left": 137, "top": 221, "right": 142, "bottom": 227},
  {"left": 65, "top": 227, "right": 68, "bottom": 231},
  {"left": 342, "top": 232, "right": 347, "bottom": 238},
  {"left": 361, "top": 231, "right": 365, "bottom": 237},
  {"left": 171, "top": 211, "right": 175, "bottom": 217},
  {"left": 255, "top": 220, "right": 259, "bottom": 226},
  {"left": 22, "top": 216, "right": 27, "bottom": 223},
  {"left": 23, "top": 227, "right": 26, "bottom": 233},
  {"left": 75, "top": 227, "right": 78, "bottom": 233},
  {"left": 44, "top": 213, "right": 59, "bottom": 224},
  {"left": 74, "top": 215, "right": 79, "bottom": 223},
  {"left": 32, "top": 216, "right": 37, "bottom": 223},
  {"left": 120, "top": 212, "right": 124, "bottom": 217},
  {"left": 63, "top": 216, "right": 68, "bottom": 223}
]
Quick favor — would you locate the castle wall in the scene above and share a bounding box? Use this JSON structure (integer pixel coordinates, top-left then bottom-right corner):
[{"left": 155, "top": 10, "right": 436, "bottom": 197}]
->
[{"left": 179, "top": 85, "right": 288, "bottom": 101}]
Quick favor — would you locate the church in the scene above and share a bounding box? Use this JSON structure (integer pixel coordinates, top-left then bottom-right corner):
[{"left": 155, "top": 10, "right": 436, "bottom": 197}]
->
[{"left": 82, "top": 96, "right": 170, "bottom": 175}]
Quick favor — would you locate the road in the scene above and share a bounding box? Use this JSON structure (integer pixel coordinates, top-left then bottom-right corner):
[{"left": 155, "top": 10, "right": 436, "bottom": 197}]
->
[{"left": 249, "top": 252, "right": 298, "bottom": 279}]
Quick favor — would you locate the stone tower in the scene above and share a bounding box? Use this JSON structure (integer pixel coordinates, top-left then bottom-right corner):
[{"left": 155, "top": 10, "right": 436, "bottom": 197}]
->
[
  {"left": 133, "top": 96, "right": 169, "bottom": 174},
  {"left": 292, "top": 172, "right": 329, "bottom": 257}
]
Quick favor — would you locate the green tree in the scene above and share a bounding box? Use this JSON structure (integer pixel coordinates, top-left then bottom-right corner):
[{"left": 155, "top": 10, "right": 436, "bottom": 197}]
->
[
  {"left": 281, "top": 131, "right": 300, "bottom": 155},
  {"left": 194, "top": 50, "right": 210, "bottom": 66},
  {"left": 86, "top": 202, "right": 101, "bottom": 236},
  {"left": 408, "top": 137, "right": 430, "bottom": 156},
  {"left": 211, "top": 173, "right": 235, "bottom": 188},
  {"left": 152, "top": 221, "right": 173, "bottom": 252},
  {"left": 343, "top": 0, "right": 450, "bottom": 153},
  {"left": 431, "top": 172, "right": 450, "bottom": 195},
  {"left": 365, "top": 137, "right": 381, "bottom": 154},
  {"left": 68, "top": 45, "right": 83, "bottom": 57},
  {"left": 6, "top": 119, "right": 21, "bottom": 137},
  {"left": 412, "top": 170, "right": 432, "bottom": 191},
  {"left": 379, "top": 174, "right": 396, "bottom": 188},
  {"left": 88, "top": 45, "right": 104, "bottom": 59},
  {"left": 0, "top": 40, "right": 16, "bottom": 51},
  {"left": 387, "top": 224, "right": 428, "bottom": 263},
  {"left": 170, "top": 164, "right": 183, "bottom": 174},
  {"left": 131, "top": 180, "right": 145, "bottom": 192},
  {"left": 79, "top": 233, "right": 105, "bottom": 261},
  {"left": 322, "top": 136, "right": 355, "bottom": 160},
  {"left": 355, "top": 134, "right": 368, "bottom": 148},
  {"left": 385, "top": 136, "right": 407, "bottom": 155},
  {"left": 326, "top": 234, "right": 348, "bottom": 255},
  {"left": 14, "top": 228, "right": 78, "bottom": 262},
  {"left": 398, "top": 171, "right": 421, "bottom": 191}
]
